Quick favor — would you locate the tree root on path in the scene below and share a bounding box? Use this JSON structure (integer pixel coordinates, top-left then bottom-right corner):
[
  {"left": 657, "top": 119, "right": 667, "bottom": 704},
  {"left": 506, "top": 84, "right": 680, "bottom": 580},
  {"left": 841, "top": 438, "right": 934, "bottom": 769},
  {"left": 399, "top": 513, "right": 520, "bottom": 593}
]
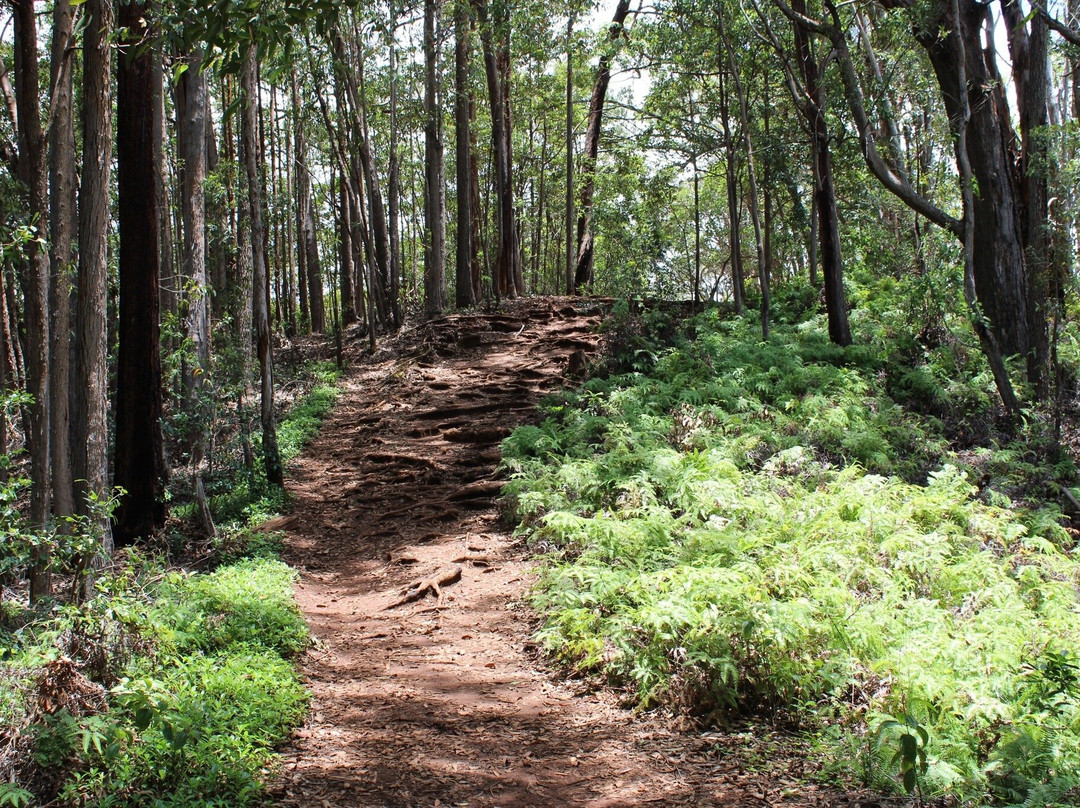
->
[{"left": 385, "top": 565, "right": 462, "bottom": 609}]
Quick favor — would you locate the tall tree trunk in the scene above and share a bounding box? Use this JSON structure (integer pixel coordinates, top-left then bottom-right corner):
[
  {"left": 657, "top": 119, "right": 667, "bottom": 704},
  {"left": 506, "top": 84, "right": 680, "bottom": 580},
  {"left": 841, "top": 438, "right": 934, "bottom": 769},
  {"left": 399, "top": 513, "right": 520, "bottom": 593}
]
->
[
  {"left": 574, "top": 0, "right": 632, "bottom": 289},
  {"left": 292, "top": 76, "right": 325, "bottom": 334},
  {"left": 115, "top": 1, "right": 167, "bottom": 543},
  {"left": 157, "top": 55, "right": 177, "bottom": 341},
  {"left": 1002, "top": 0, "right": 1051, "bottom": 395},
  {"left": 424, "top": 0, "right": 447, "bottom": 317},
  {"left": 283, "top": 114, "right": 298, "bottom": 336},
  {"left": 293, "top": 76, "right": 310, "bottom": 332},
  {"left": 388, "top": 2, "right": 403, "bottom": 327},
  {"left": 339, "top": 164, "right": 357, "bottom": 324},
  {"left": 719, "top": 7, "right": 768, "bottom": 337},
  {"left": 474, "top": 0, "right": 521, "bottom": 298},
  {"left": 74, "top": 0, "right": 113, "bottom": 558},
  {"left": 49, "top": 0, "right": 76, "bottom": 530},
  {"left": 565, "top": 11, "right": 575, "bottom": 296},
  {"left": 13, "top": 0, "right": 52, "bottom": 597},
  {"left": 792, "top": 0, "right": 849, "bottom": 345},
  {"left": 951, "top": 0, "right": 1019, "bottom": 413},
  {"left": 715, "top": 66, "right": 745, "bottom": 313},
  {"left": 469, "top": 92, "right": 483, "bottom": 301},
  {"left": 692, "top": 152, "right": 702, "bottom": 307},
  {"left": 356, "top": 49, "right": 395, "bottom": 326},
  {"left": 455, "top": 0, "right": 476, "bottom": 309},
  {"left": 176, "top": 50, "right": 211, "bottom": 463},
  {"left": 914, "top": 0, "right": 1034, "bottom": 374},
  {"left": 242, "top": 43, "right": 283, "bottom": 487}
]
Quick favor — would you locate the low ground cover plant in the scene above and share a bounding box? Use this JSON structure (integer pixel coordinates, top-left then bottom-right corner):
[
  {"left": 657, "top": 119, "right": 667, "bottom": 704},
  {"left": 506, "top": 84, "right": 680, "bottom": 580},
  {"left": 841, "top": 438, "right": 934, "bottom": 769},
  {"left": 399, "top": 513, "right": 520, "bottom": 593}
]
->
[
  {"left": 0, "top": 361, "right": 337, "bottom": 806},
  {"left": 504, "top": 303, "right": 1080, "bottom": 806}
]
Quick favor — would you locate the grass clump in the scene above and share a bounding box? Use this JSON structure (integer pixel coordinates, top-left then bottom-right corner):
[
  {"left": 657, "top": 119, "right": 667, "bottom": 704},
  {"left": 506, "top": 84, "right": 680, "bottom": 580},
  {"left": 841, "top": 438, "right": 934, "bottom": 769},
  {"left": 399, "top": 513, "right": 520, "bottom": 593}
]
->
[{"left": 504, "top": 308, "right": 1080, "bottom": 806}]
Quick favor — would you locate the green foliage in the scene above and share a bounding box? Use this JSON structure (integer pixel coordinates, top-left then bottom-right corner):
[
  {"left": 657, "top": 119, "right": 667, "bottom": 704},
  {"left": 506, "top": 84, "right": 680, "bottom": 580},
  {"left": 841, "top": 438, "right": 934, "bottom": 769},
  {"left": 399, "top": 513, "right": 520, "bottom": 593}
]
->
[
  {"left": 151, "top": 559, "right": 308, "bottom": 657},
  {"left": 2, "top": 555, "right": 307, "bottom": 806},
  {"left": 877, "top": 713, "right": 930, "bottom": 798},
  {"left": 0, "top": 784, "right": 32, "bottom": 808},
  {"left": 505, "top": 308, "right": 1080, "bottom": 805},
  {"left": 274, "top": 361, "right": 341, "bottom": 462},
  {"left": 206, "top": 360, "right": 339, "bottom": 528}
]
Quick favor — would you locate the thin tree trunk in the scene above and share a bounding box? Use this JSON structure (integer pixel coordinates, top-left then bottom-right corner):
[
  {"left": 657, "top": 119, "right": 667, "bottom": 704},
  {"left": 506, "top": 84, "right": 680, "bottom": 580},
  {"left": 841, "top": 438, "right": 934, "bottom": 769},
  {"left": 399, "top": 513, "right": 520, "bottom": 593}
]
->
[
  {"left": 574, "top": 0, "right": 632, "bottom": 289},
  {"left": 292, "top": 74, "right": 325, "bottom": 334},
  {"left": 49, "top": 0, "right": 76, "bottom": 530},
  {"left": 424, "top": 0, "right": 447, "bottom": 317},
  {"left": 792, "top": 0, "right": 849, "bottom": 345},
  {"left": 474, "top": 0, "right": 521, "bottom": 298},
  {"left": 455, "top": 0, "right": 475, "bottom": 308},
  {"left": 356, "top": 46, "right": 394, "bottom": 325},
  {"left": 719, "top": 7, "right": 768, "bottom": 338},
  {"left": 566, "top": 12, "right": 575, "bottom": 295},
  {"left": 242, "top": 44, "right": 283, "bottom": 486},
  {"left": 157, "top": 53, "right": 177, "bottom": 340},
  {"left": 13, "top": 0, "right": 52, "bottom": 597},
  {"left": 388, "top": 2, "right": 403, "bottom": 327},
  {"left": 339, "top": 165, "right": 357, "bottom": 324},
  {"left": 176, "top": 50, "right": 211, "bottom": 465}
]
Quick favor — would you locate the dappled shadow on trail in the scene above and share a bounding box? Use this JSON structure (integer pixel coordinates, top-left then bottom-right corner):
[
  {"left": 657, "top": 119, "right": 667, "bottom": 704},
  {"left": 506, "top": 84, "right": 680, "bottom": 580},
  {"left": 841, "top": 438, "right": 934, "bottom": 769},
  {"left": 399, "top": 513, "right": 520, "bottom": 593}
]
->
[{"left": 269, "top": 298, "right": 893, "bottom": 808}]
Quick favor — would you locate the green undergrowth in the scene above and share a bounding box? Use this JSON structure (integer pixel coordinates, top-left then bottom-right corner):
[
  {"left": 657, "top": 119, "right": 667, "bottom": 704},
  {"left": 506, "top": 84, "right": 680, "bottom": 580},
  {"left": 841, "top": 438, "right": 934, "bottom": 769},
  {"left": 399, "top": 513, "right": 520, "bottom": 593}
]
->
[
  {"left": 1, "top": 556, "right": 307, "bottom": 807},
  {"left": 503, "top": 304, "right": 1080, "bottom": 806},
  {"left": 202, "top": 360, "right": 341, "bottom": 529},
  {"left": 0, "top": 361, "right": 344, "bottom": 806}
]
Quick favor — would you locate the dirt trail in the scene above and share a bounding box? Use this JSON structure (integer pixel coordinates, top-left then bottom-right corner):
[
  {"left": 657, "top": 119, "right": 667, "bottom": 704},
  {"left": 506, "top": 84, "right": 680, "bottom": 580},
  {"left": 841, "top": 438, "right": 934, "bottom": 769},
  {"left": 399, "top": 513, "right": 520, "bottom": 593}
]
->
[{"left": 271, "top": 298, "right": 876, "bottom": 808}]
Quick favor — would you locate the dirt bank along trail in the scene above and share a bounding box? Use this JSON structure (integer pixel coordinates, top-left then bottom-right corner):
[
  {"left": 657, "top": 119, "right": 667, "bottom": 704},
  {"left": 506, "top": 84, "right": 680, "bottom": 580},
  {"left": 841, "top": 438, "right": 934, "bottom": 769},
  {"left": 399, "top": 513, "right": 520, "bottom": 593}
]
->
[{"left": 270, "top": 298, "right": 880, "bottom": 808}]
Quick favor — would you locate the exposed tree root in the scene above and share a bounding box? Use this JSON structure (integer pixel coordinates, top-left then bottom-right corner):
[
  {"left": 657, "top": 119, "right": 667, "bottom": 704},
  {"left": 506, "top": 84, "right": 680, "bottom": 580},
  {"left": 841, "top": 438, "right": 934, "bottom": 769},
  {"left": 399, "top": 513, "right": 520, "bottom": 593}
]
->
[{"left": 385, "top": 564, "right": 462, "bottom": 609}]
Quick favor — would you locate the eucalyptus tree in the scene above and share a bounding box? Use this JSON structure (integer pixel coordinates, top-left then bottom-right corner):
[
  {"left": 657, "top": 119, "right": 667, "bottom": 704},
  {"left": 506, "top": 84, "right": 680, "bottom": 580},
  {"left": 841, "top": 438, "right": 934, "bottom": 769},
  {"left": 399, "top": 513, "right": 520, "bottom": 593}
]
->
[
  {"left": 10, "top": 0, "right": 53, "bottom": 594},
  {"left": 423, "top": 0, "right": 447, "bottom": 316},
  {"left": 174, "top": 0, "right": 341, "bottom": 489},
  {"left": 474, "top": 0, "right": 523, "bottom": 298},
  {"left": 768, "top": 0, "right": 1053, "bottom": 409},
  {"left": 574, "top": 0, "right": 633, "bottom": 290},
  {"left": 455, "top": 0, "right": 478, "bottom": 307},
  {"left": 114, "top": 0, "right": 168, "bottom": 542},
  {"left": 49, "top": 0, "right": 76, "bottom": 531},
  {"left": 173, "top": 42, "right": 213, "bottom": 463},
  {"left": 75, "top": 0, "right": 114, "bottom": 557}
]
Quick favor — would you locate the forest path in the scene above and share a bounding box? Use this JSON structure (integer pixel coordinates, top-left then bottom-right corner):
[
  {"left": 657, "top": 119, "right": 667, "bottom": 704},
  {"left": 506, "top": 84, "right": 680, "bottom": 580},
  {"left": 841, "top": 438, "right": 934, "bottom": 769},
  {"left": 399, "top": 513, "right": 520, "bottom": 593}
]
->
[{"left": 270, "top": 298, "right": 863, "bottom": 808}]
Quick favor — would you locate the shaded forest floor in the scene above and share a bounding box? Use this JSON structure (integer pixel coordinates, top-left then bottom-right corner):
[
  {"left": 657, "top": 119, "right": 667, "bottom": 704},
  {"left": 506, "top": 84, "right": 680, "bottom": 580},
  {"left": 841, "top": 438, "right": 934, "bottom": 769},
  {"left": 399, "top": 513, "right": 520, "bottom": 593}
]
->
[{"left": 268, "top": 298, "right": 894, "bottom": 808}]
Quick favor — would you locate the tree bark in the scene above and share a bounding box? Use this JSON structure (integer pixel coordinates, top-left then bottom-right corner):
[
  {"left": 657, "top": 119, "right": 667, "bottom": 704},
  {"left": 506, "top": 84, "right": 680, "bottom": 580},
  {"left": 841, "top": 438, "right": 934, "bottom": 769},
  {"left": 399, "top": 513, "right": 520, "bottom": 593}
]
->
[
  {"left": 292, "top": 78, "right": 325, "bottom": 334},
  {"left": 565, "top": 12, "right": 575, "bottom": 296},
  {"left": 13, "top": 0, "right": 52, "bottom": 597},
  {"left": 114, "top": 0, "right": 167, "bottom": 544},
  {"left": 49, "top": 0, "right": 77, "bottom": 529},
  {"left": 339, "top": 164, "right": 357, "bottom": 324},
  {"left": 792, "top": 0, "right": 850, "bottom": 345},
  {"left": 719, "top": 7, "right": 768, "bottom": 337},
  {"left": 356, "top": 51, "right": 395, "bottom": 326},
  {"left": 388, "top": 2, "right": 404, "bottom": 327},
  {"left": 474, "top": 0, "right": 522, "bottom": 298},
  {"left": 242, "top": 43, "right": 283, "bottom": 487},
  {"left": 424, "top": 0, "right": 447, "bottom": 317},
  {"left": 176, "top": 50, "right": 211, "bottom": 463},
  {"left": 74, "top": 0, "right": 114, "bottom": 557},
  {"left": 914, "top": 0, "right": 1035, "bottom": 372},
  {"left": 455, "top": 0, "right": 476, "bottom": 309},
  {"left": 574, "top": 0, "right": 633, "bottom": 289}
]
